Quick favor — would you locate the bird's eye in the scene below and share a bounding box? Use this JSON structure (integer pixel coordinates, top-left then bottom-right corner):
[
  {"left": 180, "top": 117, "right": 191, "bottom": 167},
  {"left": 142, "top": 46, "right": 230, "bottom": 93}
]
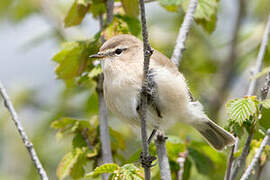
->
[{"left": 115, "top": 48, "right": 123, "bottom": 55}]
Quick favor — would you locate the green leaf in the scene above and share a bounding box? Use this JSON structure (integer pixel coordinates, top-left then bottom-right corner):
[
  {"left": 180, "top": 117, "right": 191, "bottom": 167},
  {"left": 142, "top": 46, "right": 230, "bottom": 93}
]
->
[
  {"left": 86, "top": 163, "right": 119, "bottom": 177},
  {"left": 183, "top": 0, "right": 219, "bottom": 33},
  {"left": 89, "top": 0, "right": 106, "bottom": 18},
  {"left": 70, "top": 149, "right": 87, "bottom": 179},
  {"left": 52, "top": 35, "right": 100, "bottom": 85},
  {"left": 53, "top": 41, "right": 88, "bottom": 79},
  {"left": 121, "top": 0, "right": 139, "bottom": 17},
  {"left": 159, "top": 0, "right": 183, "bottom": 12},
  {"left": 116, "top": 15, "right": 142, "bottom": 36},
  {"left": 88, "top": 66, "right": 102, "bottom": 79},
  {"left": 64, "top": 0, "right": 90, "bottom": 27},
  {"left": 188, "top": 147, "right": 214, "bottom": 175},
  {"left": 261, "top": 99, "right": 270, "bottom": 109},
  {"left": 51, "top": 117, "right": 77, "bottom": 129},
  {"left": 56, "top": 148, "right": 84, "bottom": 180},
  {"left": 72, "top": 133, "right": 88, "bottom": 148},
  {"left": 226, "top": 96, "right": 258, "bottom": 126}
]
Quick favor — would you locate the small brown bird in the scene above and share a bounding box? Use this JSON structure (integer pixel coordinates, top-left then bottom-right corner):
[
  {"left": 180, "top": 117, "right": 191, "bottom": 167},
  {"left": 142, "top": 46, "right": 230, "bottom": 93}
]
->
[{"left": 90, "top": 34, "right": 235, "bottom": 151}]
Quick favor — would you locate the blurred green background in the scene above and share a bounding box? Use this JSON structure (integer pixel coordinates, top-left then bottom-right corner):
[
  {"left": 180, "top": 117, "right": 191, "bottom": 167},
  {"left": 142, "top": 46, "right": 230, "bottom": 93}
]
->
[{"left": 0, "top": 0, "right": 270, "bottom": 179}]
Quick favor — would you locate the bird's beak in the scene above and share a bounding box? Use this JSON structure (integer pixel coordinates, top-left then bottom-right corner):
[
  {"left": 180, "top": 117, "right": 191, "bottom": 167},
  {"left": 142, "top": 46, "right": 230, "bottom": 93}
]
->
[{"left": 89, "top": 52, "right": 105, "bottom": 59}]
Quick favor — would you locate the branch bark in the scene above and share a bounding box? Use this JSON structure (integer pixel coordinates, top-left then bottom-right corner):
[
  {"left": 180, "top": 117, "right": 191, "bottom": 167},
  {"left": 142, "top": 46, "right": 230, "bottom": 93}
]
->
[
  {"left": 0, "top": 81, "right": 49, "bottom": 180},
  {"left": 171, "top": 0, "right": 198, "bottom": 66},
  {"left": 240, "top": 129, "right": 270, "bottom": 180},
  {"left": 96, "top": 2, "right": 114, "bottom": 180},
  {"left": 230, "top": 15, "right": 270, "bottom": 180},
  {"left": 155, "top": 132, "right": 172, "bottom": 180},
  {"left": 138, "top": 0, "right": 154, "bottom": 179}
]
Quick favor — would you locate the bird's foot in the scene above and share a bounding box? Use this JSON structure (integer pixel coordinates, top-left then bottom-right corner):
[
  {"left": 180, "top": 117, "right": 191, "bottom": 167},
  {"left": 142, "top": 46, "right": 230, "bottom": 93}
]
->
[{"left": 140, "top": 153, "right": 157, "bottom": 168}]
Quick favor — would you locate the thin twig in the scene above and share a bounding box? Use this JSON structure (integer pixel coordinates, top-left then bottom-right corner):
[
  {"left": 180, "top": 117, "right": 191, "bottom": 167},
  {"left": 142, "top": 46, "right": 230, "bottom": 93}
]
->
[
  {"left": 177, "top": 151, "right": 188, "bottom": 180},
  {"left": 230, "top": 15, "right": 270, "bottom": 180},
  {"left": 0, "top": 81, "right": 49, "bottom": 180},
  {"left": 247, "top": 15, "right": 270, "bottom": 96},
  {"left": 155, "top": 132, "right": 172, "bottom": 180},
  {"left": 138, "top": 0, "right": 153, "bottom": 179},
  {"left": 171, "top": 0, "right": 198, "bottom": 66},
  {"left": 225, "top": 143, "right": 235, "bottom": 180},
  {"left": 240, "top": 129, "right": 270, "bottom": 180}
]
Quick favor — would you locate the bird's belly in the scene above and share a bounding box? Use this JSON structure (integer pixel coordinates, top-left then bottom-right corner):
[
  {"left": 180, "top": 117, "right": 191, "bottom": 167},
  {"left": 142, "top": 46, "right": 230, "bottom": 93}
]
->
[{"left": 104, "top": 82, "right": 139, "bottom": 123}]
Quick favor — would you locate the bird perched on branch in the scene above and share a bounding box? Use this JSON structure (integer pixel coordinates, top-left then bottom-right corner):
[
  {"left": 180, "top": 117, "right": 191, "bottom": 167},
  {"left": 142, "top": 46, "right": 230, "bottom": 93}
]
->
[{"left": 90, "top": 34, "right": 235, "bottom": 151}]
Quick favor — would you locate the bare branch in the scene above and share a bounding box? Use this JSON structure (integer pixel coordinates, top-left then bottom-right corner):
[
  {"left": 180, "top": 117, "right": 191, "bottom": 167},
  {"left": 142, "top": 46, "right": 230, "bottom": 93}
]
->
[
  {"left": 247, "top": 15, "right": 270, "bottom": 96},
  {"left": 138, "top": 0, "right": 154, "bottom": 179},
  {"left": 155, "top": 132, "right": 172, "bottom": 180},
  {"left": 240, "top": 129, "right": 270, "bottom": 180},
  {"left": 230, "top": 15, "right": 270, "bottom": 180},
  {"left": 0, "top": 81, "right": 49, "bottom": 180},
  {"left": 106, "top": 0, "right": 114, "bottom": 25},
  {"left": 171, "top": 0, "right": 198, "bottom": 66},
  {"left": 96, "top": 3, "right": 114, "bottom": 179}
]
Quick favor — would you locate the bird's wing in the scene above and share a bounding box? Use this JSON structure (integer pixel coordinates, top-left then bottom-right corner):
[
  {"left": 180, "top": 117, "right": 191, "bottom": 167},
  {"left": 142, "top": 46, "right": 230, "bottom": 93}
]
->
[{"left": 150, "top": 49, "right": 195, "bottom": 102}]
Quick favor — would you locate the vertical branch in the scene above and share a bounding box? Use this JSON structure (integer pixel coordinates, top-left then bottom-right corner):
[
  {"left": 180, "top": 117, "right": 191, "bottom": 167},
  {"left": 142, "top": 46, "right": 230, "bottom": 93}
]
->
[
  {"left": 0, "top": 81, "right": 49, "bottom": 180},
  {"left": 171, "top": 0, "right": 198, "bottom": 66},
  {"left": 240, "top": 129, "right": 270, "bottom": 180},
  {"left": 155, "top": 132, "right": 172, "bottom": 180},
  {"left": 96, "top": 1, "right": 114, "bottom": 179},
  {"left": 138, "top": 0, "right": 153, "bottom": 179},
  {"left": 230, "top": 15, "right": 270, "bottom": 180},
  {"left": 247, "top": 15, "right": 270, "bottom": 96}
]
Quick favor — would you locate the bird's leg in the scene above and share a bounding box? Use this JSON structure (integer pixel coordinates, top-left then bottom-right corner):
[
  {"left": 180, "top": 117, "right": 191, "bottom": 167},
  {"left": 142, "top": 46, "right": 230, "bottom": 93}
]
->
[{"left": 147, "top": 129, "right": 157, "bottom": 145}]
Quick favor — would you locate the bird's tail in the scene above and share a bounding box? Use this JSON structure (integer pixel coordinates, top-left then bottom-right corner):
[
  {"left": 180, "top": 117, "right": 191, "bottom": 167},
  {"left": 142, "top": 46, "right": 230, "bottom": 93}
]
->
[
  {"left": 193, "top": 119, "right": 235, "bottom": 150},
  {"left": 188, "top": 102, "right": 235, "bottom": 151}
]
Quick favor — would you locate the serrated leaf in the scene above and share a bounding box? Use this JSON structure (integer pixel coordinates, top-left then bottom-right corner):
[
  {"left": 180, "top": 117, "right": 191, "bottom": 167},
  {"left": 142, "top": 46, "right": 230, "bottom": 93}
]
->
[
  {"left": 64, "top": 0, "right": 89, "bottom": 27},
  {"left": 86, "top": 163, "right": 119, "bottom": 177},
  {"left": 121, "top": 0, "right": 139, "bottom": 17},
  {"left": 188, "top": 147, "right": 214, "bottom": 175},
  {"left": 261, "top": 99, "right": 270, "bottom": 109},
  {"left": 226, "top": 97, "right": 258, "bottom": 126},
  {"left": 56, "top": 148, "right": 84, "bottom": 180}
]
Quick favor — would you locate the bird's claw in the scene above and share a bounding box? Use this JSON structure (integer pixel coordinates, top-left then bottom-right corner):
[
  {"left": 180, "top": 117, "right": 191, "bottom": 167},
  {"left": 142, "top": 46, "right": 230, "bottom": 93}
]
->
[{"left": 140, "top": 153, "right": 157, "bottom": 168}]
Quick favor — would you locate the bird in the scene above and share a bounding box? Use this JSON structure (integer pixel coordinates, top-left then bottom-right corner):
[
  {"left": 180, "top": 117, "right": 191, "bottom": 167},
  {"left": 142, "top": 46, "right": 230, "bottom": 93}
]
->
[{"left": 89, "top": 34, "right": 235, "bottom": 151}]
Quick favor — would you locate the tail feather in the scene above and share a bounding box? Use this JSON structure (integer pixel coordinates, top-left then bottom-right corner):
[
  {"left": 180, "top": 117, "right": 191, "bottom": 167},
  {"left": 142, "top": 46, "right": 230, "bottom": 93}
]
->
[{"left": 194, "top": 120, "right": 235, "bottom": 151}]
